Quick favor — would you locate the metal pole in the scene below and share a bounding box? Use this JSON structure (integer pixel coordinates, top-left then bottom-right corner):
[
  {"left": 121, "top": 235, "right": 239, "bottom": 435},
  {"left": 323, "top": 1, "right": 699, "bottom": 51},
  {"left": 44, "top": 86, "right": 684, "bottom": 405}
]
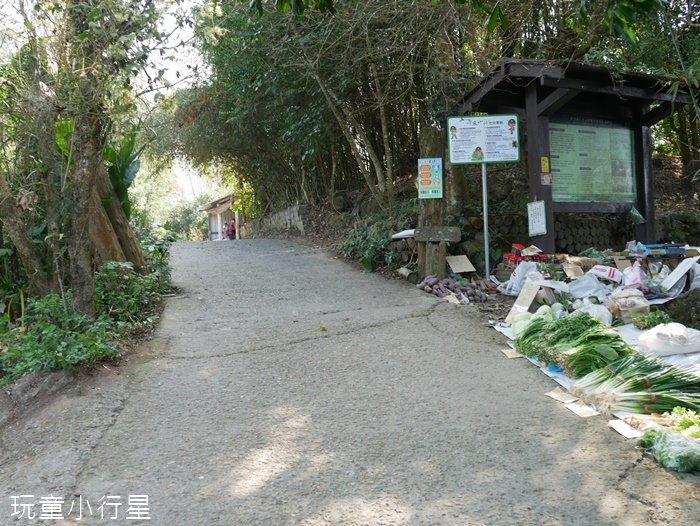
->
[{"left": 482, "top": 162, "right": 490, "bottom": 277}]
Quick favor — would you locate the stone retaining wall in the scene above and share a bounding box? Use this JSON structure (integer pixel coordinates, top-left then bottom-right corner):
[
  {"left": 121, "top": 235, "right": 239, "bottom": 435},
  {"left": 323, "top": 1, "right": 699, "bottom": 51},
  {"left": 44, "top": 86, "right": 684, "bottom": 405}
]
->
[{"left": 240, "top": 202, "right": 310, "bottom": 237}]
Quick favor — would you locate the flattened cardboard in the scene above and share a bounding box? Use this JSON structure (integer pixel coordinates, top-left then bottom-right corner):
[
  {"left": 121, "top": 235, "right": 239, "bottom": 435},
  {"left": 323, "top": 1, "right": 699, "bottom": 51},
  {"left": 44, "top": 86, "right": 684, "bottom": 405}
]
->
[
  {"left": 446, "top": 255, "right": 476, "bottom": 273},
  {"left": 545, "top": 387, "right": 579, "bottom": 404},
  {"left": 562, "top": 263, "right": 584, "bottom": 279},
  {"left": 565, "top": 401, "right": 600, "bottom": 418},
  {"left": 505, "top": 282, "right": 540, "bottom": 325},
  {"left": 612, "top": 256, "right": 632, "bottom": 271},
  {"left": 608, "top": 419, "right": 644, "bottom": 439},
  {"left": 500, "top": 347, "right": 523, "bottom": 359}
]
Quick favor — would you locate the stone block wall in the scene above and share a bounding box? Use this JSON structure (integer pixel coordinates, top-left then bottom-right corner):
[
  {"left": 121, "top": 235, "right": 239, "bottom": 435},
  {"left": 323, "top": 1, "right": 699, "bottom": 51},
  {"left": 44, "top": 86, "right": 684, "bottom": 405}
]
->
[{"left": 240, "top": 202, "right": 310, "bottom": 237}]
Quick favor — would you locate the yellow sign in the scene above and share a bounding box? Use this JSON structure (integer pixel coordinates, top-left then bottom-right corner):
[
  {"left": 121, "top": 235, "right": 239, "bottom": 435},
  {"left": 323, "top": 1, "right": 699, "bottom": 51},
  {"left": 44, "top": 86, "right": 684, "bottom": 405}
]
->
[{"left": 541, "top": 156, "right": 550, "bottom": 173}]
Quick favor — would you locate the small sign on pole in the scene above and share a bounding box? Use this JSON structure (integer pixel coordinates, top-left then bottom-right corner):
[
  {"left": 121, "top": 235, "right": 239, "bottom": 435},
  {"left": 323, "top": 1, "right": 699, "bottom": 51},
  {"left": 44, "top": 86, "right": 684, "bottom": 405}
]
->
[
  {"left": 417, "top": 158, "right": 443, "bottom": 199},
  {"left": 527, "top": 200, "right": 547, "bottom": 237},
  {"left": 447, "top": 114, "right": 520, "bottom": 277},
  {"left": 447, "top": 115, "right": 520, "bottom": 165}
]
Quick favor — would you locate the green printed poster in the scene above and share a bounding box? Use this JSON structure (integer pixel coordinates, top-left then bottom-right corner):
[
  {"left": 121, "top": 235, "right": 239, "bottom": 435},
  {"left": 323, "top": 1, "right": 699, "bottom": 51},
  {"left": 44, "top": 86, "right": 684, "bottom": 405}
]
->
[{"left": 549, "top": 117, "right": 636, "bottom": 203}]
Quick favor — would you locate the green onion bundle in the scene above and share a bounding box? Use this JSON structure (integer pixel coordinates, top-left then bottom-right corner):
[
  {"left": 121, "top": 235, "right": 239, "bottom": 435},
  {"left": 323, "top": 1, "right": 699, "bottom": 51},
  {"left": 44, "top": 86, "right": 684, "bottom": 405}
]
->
[
  {"left": 513, "top": 317, "right": 550, "bottom": 357},
  {"left": 545, "top": 312, "right": 601, "bottom": 346},
  {"left": 573, "top": 353, "right": 700, "bottom": 415}
]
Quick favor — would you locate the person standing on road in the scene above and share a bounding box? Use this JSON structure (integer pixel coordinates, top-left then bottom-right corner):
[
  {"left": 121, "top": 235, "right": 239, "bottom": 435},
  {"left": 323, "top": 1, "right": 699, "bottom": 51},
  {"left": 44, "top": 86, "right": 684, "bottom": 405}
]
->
[{"left": 226, "top": 219, "right": 236, "bottom": 240}]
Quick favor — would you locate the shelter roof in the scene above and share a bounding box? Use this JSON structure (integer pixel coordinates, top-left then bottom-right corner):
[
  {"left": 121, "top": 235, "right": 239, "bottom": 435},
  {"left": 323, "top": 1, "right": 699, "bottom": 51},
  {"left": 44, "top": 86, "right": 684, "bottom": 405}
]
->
[{"left": 460, "top": 59, "right": 693, "bottom": 125}]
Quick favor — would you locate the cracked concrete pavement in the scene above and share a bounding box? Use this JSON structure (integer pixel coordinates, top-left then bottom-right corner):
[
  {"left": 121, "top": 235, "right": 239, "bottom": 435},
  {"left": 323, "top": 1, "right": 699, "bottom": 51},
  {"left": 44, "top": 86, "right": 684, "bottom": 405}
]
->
[{"left": 1, "top": 239, "right": 698, "bottom": 525}]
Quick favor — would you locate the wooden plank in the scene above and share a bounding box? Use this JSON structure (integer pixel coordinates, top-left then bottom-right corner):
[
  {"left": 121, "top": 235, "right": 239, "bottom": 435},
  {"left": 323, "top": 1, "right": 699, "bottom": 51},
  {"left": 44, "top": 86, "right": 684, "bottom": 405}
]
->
[
  {"left": 537, "top": 87, "right": 581, "bottom": 116},
  {"left": 633, "top": 117, "right": 655, "bottom": 243},
  {"left": 424, "top": 241, "right": 447, "bottom": 278},
  {"left": 414, "top": 226, "right": 461, "bottom": 243},
  {"left": 540, "top": 77, "right": 694, "bottom": 105},
  {"left": 552, "top": 202, "right": 633, "bottom": 213},
  {"left": 525, "top": 82, "right": 555, "bottom": 253},
  {"left": 458, "top": 66, "right": 507, "bottom": 112},
  {"left": 640, "top": 101, "right": 673, "bottom": 127}
]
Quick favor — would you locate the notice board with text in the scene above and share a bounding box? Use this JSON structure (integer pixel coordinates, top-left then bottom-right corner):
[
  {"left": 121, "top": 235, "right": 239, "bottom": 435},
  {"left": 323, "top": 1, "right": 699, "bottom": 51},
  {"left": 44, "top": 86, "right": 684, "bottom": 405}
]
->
[{"left": 549, "top": 116, "right": 636, "bottom": 203}]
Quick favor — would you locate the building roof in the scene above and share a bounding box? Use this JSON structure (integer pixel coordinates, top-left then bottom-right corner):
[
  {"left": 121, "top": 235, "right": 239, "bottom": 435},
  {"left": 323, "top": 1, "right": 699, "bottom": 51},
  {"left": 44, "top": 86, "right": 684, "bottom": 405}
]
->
[
  {"left": 460, "top": 59, "right": 693, "bottom": 125},
  {"left": 200, "top": 194, "right": 234, "bottom": 215}
]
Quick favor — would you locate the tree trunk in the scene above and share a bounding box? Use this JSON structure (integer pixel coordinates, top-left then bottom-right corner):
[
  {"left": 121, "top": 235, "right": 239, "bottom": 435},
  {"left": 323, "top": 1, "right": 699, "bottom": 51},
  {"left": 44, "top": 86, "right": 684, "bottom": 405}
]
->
[
  {"left": 90, "top": 189, "right": 127, "bottom": 263},
  {"left": 65, "top": 115, "right": 103, "bottom": 317},
  {"left": 0, "top": 177, "right": 52, "bottom": 297},
  {"left": 95, "top": 169, "right": 147, "bottom": 273}
]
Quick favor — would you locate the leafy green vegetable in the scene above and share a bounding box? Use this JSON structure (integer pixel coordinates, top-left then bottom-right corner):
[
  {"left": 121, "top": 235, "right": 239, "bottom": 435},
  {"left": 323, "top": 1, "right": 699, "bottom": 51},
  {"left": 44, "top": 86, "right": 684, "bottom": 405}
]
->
[
  {"left": 637, "top": 428, "right": 700, "bottom": 473},
  {"left": 573, "top": 354, "right": 700, "bottom": 414},
  {"left": 670, "top": 407, "right": 700, "bottom": 439},
  {"left": 634, "top": 310, "right": 673, "bottom": 330},
  {"left": 513, "top": 317, "right": 550, "bottom": 357},
  {"left": 555, "top": 326, "right": 633, "bottom": 378}
]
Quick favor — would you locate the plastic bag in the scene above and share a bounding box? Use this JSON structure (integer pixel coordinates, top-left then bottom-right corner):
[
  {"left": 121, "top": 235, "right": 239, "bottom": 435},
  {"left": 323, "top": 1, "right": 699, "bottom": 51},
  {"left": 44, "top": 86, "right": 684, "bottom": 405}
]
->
[
  {"left": 648, "top": 263, "right": 671, "bottom": 286},
  {"left": 639, "top": 429, "right": 700, "bottom": 473},
  {"left": 567, "top": 274, "right": 612, "bottom": 303},
  {"left": 575, "top": 300, "right": 613, "bottom": 325},
  {"left": 638, "top": 323, "right": 700, "bottom": 357},
  {"left": 690, "top": 263, "right": 700, "bottom": 291},
  {"left": 622, "top": 261, "right": 646, "bottom": 289},
  {"left": 587, "top": 265, "right": 623, "bottom": 283},
  {"left": 497, "top": 261, "right": 541, "bottom": 296},
  {"left": 608, "top": 288, "right": 649, "bottom": 323}
]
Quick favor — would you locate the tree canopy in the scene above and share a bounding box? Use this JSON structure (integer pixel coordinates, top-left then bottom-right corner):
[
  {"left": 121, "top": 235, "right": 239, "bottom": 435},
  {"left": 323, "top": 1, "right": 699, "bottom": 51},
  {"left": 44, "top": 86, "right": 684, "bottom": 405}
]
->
[{"left": 159, "top": 0, "right": 697, "bottom": 214}]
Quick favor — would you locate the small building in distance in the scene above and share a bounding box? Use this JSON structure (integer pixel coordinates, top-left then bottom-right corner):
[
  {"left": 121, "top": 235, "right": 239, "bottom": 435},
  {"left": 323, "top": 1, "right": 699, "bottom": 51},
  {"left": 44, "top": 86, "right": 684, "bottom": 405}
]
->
[{"left": 200, "top": 194, "right": 234, "bottom": 241}]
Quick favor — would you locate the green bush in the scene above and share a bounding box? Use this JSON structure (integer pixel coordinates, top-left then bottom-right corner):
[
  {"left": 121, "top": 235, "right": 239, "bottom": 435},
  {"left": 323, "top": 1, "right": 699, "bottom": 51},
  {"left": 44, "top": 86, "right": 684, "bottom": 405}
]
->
[
  {"left": 0, "top": 293, "right": 117, "bottom": 384},
  {"left": 337, "top": 198, "right": 419, "bottom": 269},
  {"left": 94, "top": 261, "right": 169, "bottom": 332}
]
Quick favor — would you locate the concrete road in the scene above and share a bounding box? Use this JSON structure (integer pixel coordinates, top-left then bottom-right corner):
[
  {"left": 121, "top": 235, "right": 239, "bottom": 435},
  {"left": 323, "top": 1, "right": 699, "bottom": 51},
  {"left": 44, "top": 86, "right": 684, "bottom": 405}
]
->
[{"left": 1, "top": 239, "right": 698, "bottom": 525}]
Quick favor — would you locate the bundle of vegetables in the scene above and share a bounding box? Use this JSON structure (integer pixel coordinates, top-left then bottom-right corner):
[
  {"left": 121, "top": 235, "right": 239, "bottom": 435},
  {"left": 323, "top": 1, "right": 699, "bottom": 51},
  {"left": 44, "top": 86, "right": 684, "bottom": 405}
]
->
[
  {"left": 512, "top": 305, "right": 555, "bottom": 357},
  {"left": 572, "top": 353, "right": 700, "bottom": 415},
  {"left": 634, "top": 310, "right": 673, "bottom": 330},
  {"left": 416, "top": 275, "right": 488, "bottom": 302},
  {"left": 537, "top": 313, "right": 601, "bottom": 365},
  {"left": 553, "top": 326, "right": 634, "bottom": 378},
  {"left": 669, "top": 407, "right": 700, "bottom": 438},
  {"left": 637, "top": 428, "right": 700, "bottom": 473}
]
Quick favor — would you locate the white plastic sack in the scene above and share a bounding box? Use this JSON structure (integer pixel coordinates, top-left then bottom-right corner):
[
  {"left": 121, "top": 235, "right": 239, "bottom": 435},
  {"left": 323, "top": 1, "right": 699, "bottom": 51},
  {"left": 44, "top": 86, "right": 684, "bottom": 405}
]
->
[
  {"left": 587, "top": 265, "right": 623, "bottom": 283},
  {"left": 622, "top": 261, "right": 646, "bottom": 289},
  {"left": 638, "top": 323, "right": 700, "bottom": 357},
  {"left": 575, "top": 301, "right": 613, "bottom": 325},
  {"left": 567, "top": 274, "right": 612, "bottom": 303},
  {"left": 609, "top": 288, "right": 650, "bottom": 323},
  {"left": 497, "top": 261, "right": 541, "bottom": 296},
  {"left": 690, "top": 263, "right": 700, "bottom": 291}
]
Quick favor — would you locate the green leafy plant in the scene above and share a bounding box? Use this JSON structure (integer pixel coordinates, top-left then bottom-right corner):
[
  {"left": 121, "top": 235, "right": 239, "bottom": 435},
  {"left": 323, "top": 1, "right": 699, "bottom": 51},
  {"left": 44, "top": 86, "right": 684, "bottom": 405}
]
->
[
  {"left": 103, "top": 125, "right": 146, "bottom": 219},
  {"left": 0, "top": 293, "right": 117, "bottom": 384},
  {"left": 94, "top": 261, "right": 169, "bottom": 332},
  {"left": 634, "top": 310, "right": 673, "bottom": 330}
]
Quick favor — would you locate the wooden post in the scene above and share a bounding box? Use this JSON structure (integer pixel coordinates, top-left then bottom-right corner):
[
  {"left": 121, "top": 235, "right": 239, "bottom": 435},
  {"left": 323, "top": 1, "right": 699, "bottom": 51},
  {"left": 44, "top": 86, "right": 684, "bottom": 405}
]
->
[
  {"left": 633, "top": 105, "right": 655, "bottom": 242},
  {"left": 525, "top": 83, "right": 555, "bottom": 253},
  {"left": 417, "top": 127, "right": 446, "bottom": 278},
  {"left": 415, "top": 227, "right": 461, "bottom": 279}
]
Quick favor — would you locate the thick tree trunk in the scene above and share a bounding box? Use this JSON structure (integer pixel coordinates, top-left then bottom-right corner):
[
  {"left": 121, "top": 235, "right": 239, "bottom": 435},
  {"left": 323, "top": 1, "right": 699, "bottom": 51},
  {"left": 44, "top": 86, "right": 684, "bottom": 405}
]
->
[
  {"left": 0, "top": 177, "right": 53, "bottom": 297},
  {"left": 66, "top": 117, "right": 103, "bottom": 317},
  {"left": 90, "top": 189, "right": 127, "bottom": 263},
  {"left": 94, "top": 169, "right": 147, "bottom": 273}
]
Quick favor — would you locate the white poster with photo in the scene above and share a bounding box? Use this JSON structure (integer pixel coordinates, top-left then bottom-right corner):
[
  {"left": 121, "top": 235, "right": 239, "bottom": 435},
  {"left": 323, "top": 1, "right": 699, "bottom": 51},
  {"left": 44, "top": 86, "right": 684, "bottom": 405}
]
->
[{"left": 448, "top": 115, "right": 520, "bottom": 164}]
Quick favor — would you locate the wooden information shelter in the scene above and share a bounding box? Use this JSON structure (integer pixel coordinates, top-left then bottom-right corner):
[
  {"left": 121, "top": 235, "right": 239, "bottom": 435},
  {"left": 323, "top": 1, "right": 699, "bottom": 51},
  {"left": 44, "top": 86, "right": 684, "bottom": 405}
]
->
[{"left": 459, "top": 59, "right": 693, "bottom": 253}]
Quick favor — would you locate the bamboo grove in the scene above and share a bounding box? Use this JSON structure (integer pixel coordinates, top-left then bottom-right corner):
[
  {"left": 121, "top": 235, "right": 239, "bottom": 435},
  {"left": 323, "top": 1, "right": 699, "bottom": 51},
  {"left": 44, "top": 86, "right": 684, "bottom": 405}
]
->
[{"left": 166, "top": 0, "right": 699, "bottom": 215}]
